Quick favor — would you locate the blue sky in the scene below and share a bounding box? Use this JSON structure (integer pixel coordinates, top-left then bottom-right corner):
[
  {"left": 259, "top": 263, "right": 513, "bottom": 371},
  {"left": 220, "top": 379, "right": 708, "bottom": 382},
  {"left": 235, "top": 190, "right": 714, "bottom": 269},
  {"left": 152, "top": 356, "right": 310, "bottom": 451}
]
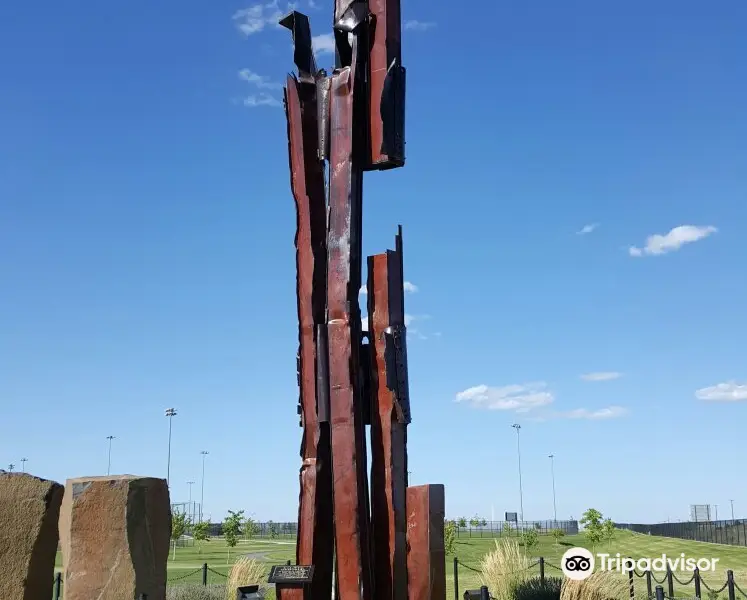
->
[{"left": 1, "top": 0, "right": 746, "bottom": 525}]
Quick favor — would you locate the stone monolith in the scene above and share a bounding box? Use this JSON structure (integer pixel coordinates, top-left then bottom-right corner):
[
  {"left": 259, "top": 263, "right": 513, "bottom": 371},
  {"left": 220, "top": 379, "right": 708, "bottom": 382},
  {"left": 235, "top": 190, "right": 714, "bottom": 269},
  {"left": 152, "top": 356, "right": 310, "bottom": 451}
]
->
[
  {"left": 59, "top": 475, "right": 171, "bottom": 600},
  {"left": 0, "top": 471, "right": 64, "bottom": 600}
]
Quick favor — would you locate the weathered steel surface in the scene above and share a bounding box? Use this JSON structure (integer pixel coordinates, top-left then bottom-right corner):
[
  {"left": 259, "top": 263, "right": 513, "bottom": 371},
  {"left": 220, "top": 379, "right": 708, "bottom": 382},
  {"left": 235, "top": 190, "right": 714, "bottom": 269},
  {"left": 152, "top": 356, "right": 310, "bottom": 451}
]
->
[
  {"left": 367, "top": 0, "right": 406, "bottom": 169},
  {"left": 280, "top": 51, "right": 334, "bottom": 600},
  {"left": 406, "top": 485, "right": 447, "bottom": 600},
  {"left": 326, "top": 28, "right": 373, "bottom": 600},
  {"left": 367, "top": 227, "right": 410, "bottom": 600}
]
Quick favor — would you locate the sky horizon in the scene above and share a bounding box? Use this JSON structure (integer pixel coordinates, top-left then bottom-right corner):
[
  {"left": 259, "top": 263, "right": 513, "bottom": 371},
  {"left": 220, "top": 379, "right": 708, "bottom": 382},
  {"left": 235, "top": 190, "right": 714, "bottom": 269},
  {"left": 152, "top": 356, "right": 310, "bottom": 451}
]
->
[{"left": 2, "top": 0, "right": 746, "bottom": 525}]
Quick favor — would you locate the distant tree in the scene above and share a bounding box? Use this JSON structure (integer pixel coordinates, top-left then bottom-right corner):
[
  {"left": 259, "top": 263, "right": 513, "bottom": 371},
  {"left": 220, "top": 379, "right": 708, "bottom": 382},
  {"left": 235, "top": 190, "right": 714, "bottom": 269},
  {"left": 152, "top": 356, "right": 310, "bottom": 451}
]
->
[
  {"left": 580, "top": 509, "right": 604, "bottom": 550},
  {"left": 520, "top": 529, "right": 539, "bottom": 554},
  {"left": 602, "top": 518, "right": 616, "bottom": 548},
  {"left": 268, "top": 520, "right": 279, "bottom": 539},
  {"left": 469, "top": 515, "right": 481, "bottom": 528},
  {"left": 223, "top": 509, "right": 245, "bottom": 562},
  {"left": 244, "top": 517, "right": 260, "bottom": 540},
  {"left": 457, "top": 517, "right": 467, "bottom": 529},
  {"left": 171, "top": 511, "right": 190, "bottom": 560},
  {"left": 444, "top": 519, "right": 457, "bottom": 555},
  {"left": 551, "top": 528, "right": 565, "bottom": 546},
  {"left": 480, "top": 518, "right": 487, "bottom": 527},
  {"left": 193, "top": 520, "right": 211, "bottom": 554}
]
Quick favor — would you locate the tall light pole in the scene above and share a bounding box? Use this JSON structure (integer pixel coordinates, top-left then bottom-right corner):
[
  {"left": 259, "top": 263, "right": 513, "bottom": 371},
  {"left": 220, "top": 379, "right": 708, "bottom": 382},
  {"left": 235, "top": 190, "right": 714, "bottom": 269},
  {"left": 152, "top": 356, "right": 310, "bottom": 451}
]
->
[
  {"left": 715, "top": 505, "right": 719, "bottom": 521},
  {"left": 106, "top": 436, "right": 115, "bottom": 475},
  {"left": 200, "top": 451, "right": 208, "bottom": 522},
  {"left": 512, "top": 424, "right": 524, "bottom": 522},
  {"left": 549, "top": 454, "right": 557, "bottom": 524},
  {"left": 20, "top": 458, "right": 28, "bottom": 473},
  {"left": 730, "top": 500, "right": 735, "bottom": 521},
  {"left": 187, "top": 481, "right": 195, "bottom": 523},
  {"left": 165, "top": 408, "right": 177, "bottom": 487}
]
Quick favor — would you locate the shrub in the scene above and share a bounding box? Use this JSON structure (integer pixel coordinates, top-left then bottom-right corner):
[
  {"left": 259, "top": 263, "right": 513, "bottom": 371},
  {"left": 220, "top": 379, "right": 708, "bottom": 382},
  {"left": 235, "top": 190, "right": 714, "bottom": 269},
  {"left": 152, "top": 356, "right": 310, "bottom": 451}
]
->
[
  {"left": 444, "top": 519, "right": 457, "bottom": 554},
  {"left": 166, "top": 584, "right": 226, "bottom": 600},
  {"left": 551, "top": 529, "right": 565, "bottom": 545},
  {"left": 480, "top": 538, "right": 531, "bottom": 600},
  {"left": 520, "top": 529, "right": 539, "bottom": 554},
  {"left": 514, "top": 577, "right": 562, "bottom": 600},
  {"left": 226, "top": 557, "right": 267, "bottom": 600},
  {"left": 560, "top": 570, "right": 628, "bottom": 600}
]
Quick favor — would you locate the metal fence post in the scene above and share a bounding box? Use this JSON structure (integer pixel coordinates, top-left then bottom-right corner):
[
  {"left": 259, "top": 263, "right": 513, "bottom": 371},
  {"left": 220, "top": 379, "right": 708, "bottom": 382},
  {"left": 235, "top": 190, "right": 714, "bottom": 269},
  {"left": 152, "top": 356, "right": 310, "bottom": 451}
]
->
[
  {"left": 54, "top": 572, "right": 62, "bottom": 600},
  {"left": 480, "top": 586, "right": 490, "bottom": 600},
  {"left": 727, "top": 570, "right": 735, "bottom": 600},
  {"left": 646, "top": 570, "right": 652, "bottom": 599},
  {"left": 202, "top": 563, "right": 208, "bottom": 586},
  {"left": 694, "top": 567, "right": 701, "bottom": 600},
  {"left": 628, "top": 561, "right": 635, "bottom": 599},
  {"left": 666, "top": 566, "right": 674, "bottom": 599},
  {"left": 655, "top": 585, "right": 664, "bottom": 600},
  {"left": 539, "top": 557, "right": 545, "bottom": 584},
  {"left": 453, "top": 557, "right": 459, "bottom": 600}
]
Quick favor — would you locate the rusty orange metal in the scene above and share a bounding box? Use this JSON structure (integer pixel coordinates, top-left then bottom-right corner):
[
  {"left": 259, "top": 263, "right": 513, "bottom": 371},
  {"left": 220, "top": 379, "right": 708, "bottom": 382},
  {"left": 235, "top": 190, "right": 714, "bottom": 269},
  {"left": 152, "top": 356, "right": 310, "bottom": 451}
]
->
[
  {"left": 279, "top": 74, "right": 334, "bottom": 600},
  {"left": 367, "top": 228, "right": 410, "bottom": 600},
  {"left": 406, "top": 485, "right": 447, "bottom": 600},
  {"left": 367, "top": 0, "right": 405, "bottom": 169},
  {"left": 326, "top": 46, "right": 373, "bottom": 600}
]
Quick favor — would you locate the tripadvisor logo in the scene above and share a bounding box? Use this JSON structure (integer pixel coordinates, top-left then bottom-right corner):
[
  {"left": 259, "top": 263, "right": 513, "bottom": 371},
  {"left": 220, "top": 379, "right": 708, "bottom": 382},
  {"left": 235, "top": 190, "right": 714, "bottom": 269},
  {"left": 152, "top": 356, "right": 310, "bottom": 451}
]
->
[{"left": 561, "top": 548, "right": 719, "bottom": 581}]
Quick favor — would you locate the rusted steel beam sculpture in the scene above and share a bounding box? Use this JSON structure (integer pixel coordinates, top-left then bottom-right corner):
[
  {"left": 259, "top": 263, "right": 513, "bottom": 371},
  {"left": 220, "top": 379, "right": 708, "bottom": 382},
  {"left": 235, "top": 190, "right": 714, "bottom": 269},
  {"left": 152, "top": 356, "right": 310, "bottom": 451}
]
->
[
  {"left": 280, "top": 11, "right": 334, "bottom": 600},
  {"left": 406, "top": 485, "right": 447, "bottom": 600},
  {"left": 326, "top": 6, "right": 374, "bottom": 598},
  {"left": 278, "top": 0, "right": 445, "bottom": 598},
  {"left": 368, "top": 227, "right": 410, "bottom": 600},
  {"left": 366, "top": 0, "right": 406, "bottom": 169}
]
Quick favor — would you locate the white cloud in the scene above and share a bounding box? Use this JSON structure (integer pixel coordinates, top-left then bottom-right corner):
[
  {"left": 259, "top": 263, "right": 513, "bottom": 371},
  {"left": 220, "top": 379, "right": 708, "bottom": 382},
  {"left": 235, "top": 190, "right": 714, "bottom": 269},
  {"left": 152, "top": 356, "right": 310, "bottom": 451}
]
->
[
  {"left": 233, "top": 2, "right": 282, "bottom": 36},
  {"left": 580, "top": 372, "right": 622, "bottom": 382},
  {"left": 360, "top": 281, "right": 418, "bottom": 295},
  {"left": 361, "top": 315, "right": 368, "bottom": 332},
  {"left": 312, "top": 33, "right": 336, "bottom": 54},
  {"left": 529, "top": 405, "right": 628, "bottom": 421},
  {"left": 239, "top": 69, "right": 281, "bottom": 89},
  {"left": 629, "top": 225, "right": 717, "bottom": 257},
  {"left": 562, "top": 406, "right": 628, "bottom": 419},
  {"left": 233, "top": 1, "right": 296, "bottom": 36},
  {"left": 695, "top": 381, "right": 747, "bottom": 402},
  {"left": 308, "top": 0, "right": 318, "bottom": 7},
  {"left": 403, "top": 20, "right": 436, "bottom": 31},
  {"left": 577, "top": 223, "right": 598, "bottom": 235},
  {"left": 455, "top": 382, "right": 554, "bottom": 412},
  {"left": 243, "top": 93, "right": 282, "bottom": 108}
]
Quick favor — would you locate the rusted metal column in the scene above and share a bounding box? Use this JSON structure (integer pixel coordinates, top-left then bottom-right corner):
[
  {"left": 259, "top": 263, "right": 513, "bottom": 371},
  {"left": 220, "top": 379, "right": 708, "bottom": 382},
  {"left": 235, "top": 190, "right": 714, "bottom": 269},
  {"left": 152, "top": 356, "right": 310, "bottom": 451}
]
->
[
  {"left": 406, "top": 485, "right": 447, "bottom": 600},
  {"left": 279, "top": 12, "right": 334, "bottom": 600},
  {"left": 366, "top": 0, "right": 406, "bottom": 169},
  {"left": 326, "top": 6, "right": 373, "bottom": 599},
  {"left": 367, "top": 227, "right": 410, "bottom": 600}
]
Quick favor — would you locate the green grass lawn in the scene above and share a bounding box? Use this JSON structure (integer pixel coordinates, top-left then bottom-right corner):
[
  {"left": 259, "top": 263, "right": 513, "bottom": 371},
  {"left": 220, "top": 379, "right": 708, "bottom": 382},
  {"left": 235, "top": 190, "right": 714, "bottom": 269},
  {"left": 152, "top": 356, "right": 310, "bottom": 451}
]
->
[{"left": 54, "top": 530, "right": 747, "bottom": 599}]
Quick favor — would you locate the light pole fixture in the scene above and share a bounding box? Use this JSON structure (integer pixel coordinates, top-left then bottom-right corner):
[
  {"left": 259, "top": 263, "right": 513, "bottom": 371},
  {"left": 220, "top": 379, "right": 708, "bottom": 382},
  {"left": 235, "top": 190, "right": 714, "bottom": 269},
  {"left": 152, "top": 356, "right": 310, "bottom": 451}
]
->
[
  {"left": 165, "top": 408, "right": 177, "bottom": 486},
  {"left": 106, "top": 436, "right": 115, "bottom": 475},
  {"left": 200, "top": 450, "right": 209, "bottom": 522},
  {"left": 549, "top": 454, "right": 557, "bottom": 524},
  {"left": 20, "top": 458, "right": 28, "bottom": 473},
  {"left": 512, "top": 424, "right": 524, "bottom": 522}
]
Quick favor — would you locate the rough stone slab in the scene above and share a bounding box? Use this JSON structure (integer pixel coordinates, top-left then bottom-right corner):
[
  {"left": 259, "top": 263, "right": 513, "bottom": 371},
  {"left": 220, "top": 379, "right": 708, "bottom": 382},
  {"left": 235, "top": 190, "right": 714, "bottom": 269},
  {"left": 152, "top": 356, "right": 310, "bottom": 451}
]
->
[
  {"left": 406, "top": 484, "right": 446, "bottom": 600},
  {"left": 0, "top": 471, "right": 64, "bottom": 600},
  {"left": 59, "top": 475, "right": 170, "bottom": 600}
]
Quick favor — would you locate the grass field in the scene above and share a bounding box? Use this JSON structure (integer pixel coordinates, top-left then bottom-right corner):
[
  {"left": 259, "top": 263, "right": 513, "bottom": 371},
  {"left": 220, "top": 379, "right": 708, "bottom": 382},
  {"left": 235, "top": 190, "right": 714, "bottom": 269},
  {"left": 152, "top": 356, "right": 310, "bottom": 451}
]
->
[{"left": 54, "top": 530, "right": 747, "bottom": 599}]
